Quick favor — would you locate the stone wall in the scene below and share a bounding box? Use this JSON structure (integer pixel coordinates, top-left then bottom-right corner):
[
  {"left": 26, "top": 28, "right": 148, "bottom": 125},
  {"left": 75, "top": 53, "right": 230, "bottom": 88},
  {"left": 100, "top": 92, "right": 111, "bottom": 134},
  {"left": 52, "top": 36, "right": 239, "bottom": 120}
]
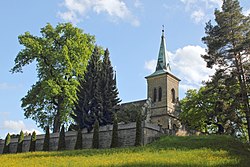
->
[{"left": 0, "top": 122, "right": 163, "bottom": 154}]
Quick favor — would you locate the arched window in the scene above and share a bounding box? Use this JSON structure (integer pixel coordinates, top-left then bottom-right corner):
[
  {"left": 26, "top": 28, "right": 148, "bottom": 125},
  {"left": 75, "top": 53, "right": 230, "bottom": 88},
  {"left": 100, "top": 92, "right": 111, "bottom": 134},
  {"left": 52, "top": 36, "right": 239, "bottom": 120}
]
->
[
  {"left": 153, "top": 88, "right": 157, "bottom": 102},
  {"left": 171, "top": 88, "right": 175, "bottom": 103},
  {"left": 158, "top": 87, "right": 162, "bottom": 101}
]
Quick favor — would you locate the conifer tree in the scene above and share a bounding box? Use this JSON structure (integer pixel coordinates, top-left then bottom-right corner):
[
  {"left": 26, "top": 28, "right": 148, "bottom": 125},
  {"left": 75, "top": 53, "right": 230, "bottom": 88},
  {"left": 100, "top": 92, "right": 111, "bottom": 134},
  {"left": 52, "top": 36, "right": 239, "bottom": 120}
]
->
[
  {"left": 202, "top": 0, "right": 250, "bottom": 140},
  {"left": 135, "top": 111, "right": 142, "bottom": 146},
  {"left": 29, "top": 131, "right": 36, "bottom": 152},
  {"left": 110, "top": 114, "right": 119, "bottom": 148},
  {"left": 43, "top": 126, "right": 50, "bottom": 151},
  {"left": 16, "top": 130, "right": 24, "bottom": 153},
  {"left": 3, "top": 133, "right": 10, "bottom": 154},
  {"left": 58, "top": 125, "right": 66, "bottom": 151},
  {"left": 92, "top": 119, "right": 99, "bottom": 149},
  {"left": 74, "top": 129, "right": 83, "bottom": 150}
]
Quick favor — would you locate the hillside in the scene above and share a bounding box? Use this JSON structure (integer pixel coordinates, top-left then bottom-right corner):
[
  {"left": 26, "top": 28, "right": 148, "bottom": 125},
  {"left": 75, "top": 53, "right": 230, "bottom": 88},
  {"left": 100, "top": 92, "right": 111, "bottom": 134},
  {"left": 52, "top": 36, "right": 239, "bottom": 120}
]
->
[{"left": 0, "top": 135, "right": 249, "bottom": 167}]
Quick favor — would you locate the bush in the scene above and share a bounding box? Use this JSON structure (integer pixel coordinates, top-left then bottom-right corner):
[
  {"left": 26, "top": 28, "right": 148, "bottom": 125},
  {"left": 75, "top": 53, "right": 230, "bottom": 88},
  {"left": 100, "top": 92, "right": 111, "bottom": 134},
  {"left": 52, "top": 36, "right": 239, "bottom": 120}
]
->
[
  {"left": 16, "top": 131, "right": 24, "bottom": 153},
  {"left": 29, "top": 131, "right": 36, "bottom": 152},
  {"left": 43, "top": 126, "right": 50, "bottom": 151},
  {"left": 92, "top": 120, "right": 99, "bottom": 149},
  {"left": 2, "top": 133, "right": 11, "bottom": 154},
  {"left": 135, "top": 111, "right": 142, "bottom": 146},
  {"left": 110, "top": 115, "right": 119, "bottom": 148},
  {"left": 75, "top": 129, "right": 83, "bottom": 150},
  {"left": 58, "top": 125, "right": 66, "bottom": 151}
]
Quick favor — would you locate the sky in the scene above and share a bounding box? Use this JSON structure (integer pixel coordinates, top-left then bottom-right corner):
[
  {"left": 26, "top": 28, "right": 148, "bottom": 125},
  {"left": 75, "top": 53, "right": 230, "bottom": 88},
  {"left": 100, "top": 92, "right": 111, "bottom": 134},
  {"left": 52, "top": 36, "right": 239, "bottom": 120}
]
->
[{"left": 0, "top": 0, "right": 250, "bottom": 139}]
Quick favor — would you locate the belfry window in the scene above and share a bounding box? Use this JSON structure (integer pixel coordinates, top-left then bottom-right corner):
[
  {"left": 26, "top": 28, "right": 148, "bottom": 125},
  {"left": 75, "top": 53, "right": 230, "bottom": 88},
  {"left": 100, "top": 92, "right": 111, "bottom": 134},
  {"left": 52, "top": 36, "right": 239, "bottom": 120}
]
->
[
  {"left": 158, "top": 87, "right": 162, "bottom": 101},
  {"left": 171, "top": 88, "right": 175, "bottom": 103},
  {"left": 153, "top": 88, "right": 157, "bottom": 102}
]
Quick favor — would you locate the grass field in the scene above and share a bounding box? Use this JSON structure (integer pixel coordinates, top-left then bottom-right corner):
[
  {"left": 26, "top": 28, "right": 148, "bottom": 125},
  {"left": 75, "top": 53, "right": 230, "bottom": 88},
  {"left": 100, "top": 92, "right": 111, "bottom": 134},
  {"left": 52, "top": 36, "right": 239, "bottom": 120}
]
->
[{"left": 0, "top": 135, "right": 249, "bottom": 167}]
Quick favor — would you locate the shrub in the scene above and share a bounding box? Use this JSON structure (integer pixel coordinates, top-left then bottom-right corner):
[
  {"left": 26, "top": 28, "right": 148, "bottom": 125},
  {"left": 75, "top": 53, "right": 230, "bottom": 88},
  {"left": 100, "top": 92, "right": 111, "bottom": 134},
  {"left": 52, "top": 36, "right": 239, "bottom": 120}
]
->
[
  {"left": 29, "top": 131, "right": 36, "bottom": 152},
  {"left": 75, "top": 129, "right": 83, "bottom": 150},
  {"left": 135, "top": 110, "right": 142, "bottom": 146},
  {"left": 3, "top": 133, "right": 11, "bottom": 154},
  {"left": 58, "top": 125, "right": 66, "bottom": 151},
  {"left": 110, "top": 115, "right": 119, "bottom": 148},
  {"left": 92, "top": 120, "right": 99, "bottom": 149},
  {"left": 43, "top": 126, "right": 50, "bottom": 151},
  {"left": 16, "top": 130, "right": 24, "bottom": 153}
]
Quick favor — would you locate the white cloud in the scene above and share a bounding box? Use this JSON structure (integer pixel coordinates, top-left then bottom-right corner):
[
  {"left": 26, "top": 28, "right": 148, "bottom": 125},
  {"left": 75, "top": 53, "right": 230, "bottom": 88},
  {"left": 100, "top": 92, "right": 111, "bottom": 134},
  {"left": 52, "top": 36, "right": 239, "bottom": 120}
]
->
[
  {"left": 145, "top": 45, "right": 215, "bottom": 92},
  {"left": 0, "top": 83, "right": 22, "bottom": 90},
  {"left": 191, "top": 9, "right": 205, "bottom": 24},
  {"left": 0, "top": 120, "right": 42, "bottom": 135},
  {"left": 144, "top": 59, "right": 157, "bottom": 73},
  {"left": 58, "top": 0, "right": 140, "bottom": 26},
  {"left": 243, "top": 8, "right": 250, "bottom": 16}
]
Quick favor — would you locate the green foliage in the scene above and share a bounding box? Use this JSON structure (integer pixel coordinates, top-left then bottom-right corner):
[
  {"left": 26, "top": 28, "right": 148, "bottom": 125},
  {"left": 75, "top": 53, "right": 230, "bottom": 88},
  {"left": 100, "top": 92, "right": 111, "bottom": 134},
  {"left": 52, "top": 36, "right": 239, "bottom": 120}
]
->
[
  {"left": 74, "top": 129, "right": 83, "bottom": 150},
  {"left": 16, "top": 130, "right": 24, "bottom": 153},
  {"left": 202, "top": 0, "right": 250, "bottom": 140},
  {"left": 2, "top": 133, "right": 11, "bottom": 154},
  {"left": 110, "top": 114, "right": 119, "bottom": 148},
  {"left": 29, "top": 131, "right": 36, "bottom": 152},
  {"left": 135, "top": 111, "right": 142, "bottom": 146},
  {"left": 58, "top": 125, "right": 66, "bottom": 151},
  {"left": 92, "top": 120, "right": 99, "bottom": 149},
  {"left": 117, "top": 104, "right": 145, "bottom": 123},
  {"left": 43, "top": 126, "right": 50, "bottom": 151},
  {"left": 11, "top": 23, "right": 96, "bottom": 132}
]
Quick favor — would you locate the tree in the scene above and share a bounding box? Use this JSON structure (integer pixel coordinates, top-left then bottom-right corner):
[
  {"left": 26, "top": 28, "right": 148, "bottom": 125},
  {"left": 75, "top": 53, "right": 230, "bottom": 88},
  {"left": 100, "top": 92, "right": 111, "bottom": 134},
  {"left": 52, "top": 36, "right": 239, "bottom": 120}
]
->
[
  {"left": 92, "top": 120, "right": 99, "bottom": 149},
  {"left": 202, "top": 0, "right": 250, "bottom": 140},
  {"left": 3, "top": 133, "right": 11, "bottom": 154},
  {"left": 135, "top": 110, "right": 142, "bottom": 146},
  {"left": 74, "top": 129, "right": 83, "bottom": 150},
  {"left": 29, "top": 131, "right": 36, "bottom": 152},
  {"left": 43, "top": 126, "right": 50, "bottom": 151},
  {"left": 58, "top": 125, "right": 66, "bottom": 151},
  {"left": 11, "top": 23, "right": 95, "bottom": 132},
  {"left": 110, "top": 114, "right": 119, "bottom": 148},
  {"left": 17, "top": 130, "right": 24, "bottom": 153},
  {"left": 72, "top": 46, "right": 102, "bottom": 132}
]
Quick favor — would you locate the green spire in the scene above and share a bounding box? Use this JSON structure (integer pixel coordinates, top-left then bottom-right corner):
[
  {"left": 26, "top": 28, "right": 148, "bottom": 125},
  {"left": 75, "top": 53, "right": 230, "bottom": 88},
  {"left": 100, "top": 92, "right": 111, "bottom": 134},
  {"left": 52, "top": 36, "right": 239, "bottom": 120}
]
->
[{"left": 155, "top": 26, "right": 171, "bottom": 72}]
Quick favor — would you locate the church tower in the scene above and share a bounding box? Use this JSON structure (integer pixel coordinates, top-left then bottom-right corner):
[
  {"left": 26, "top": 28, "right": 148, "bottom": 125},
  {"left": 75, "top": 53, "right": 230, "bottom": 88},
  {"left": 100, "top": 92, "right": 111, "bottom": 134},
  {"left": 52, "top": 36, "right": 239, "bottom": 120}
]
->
[{"left": 145, "top": 28, "right": 181, "bottom": 130}]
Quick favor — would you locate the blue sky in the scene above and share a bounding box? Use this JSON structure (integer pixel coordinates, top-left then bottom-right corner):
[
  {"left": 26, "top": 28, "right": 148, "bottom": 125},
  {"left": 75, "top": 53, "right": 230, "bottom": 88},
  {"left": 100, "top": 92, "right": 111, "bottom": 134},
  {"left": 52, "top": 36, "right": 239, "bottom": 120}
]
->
[{"left": 0, "top": 0, "right": 250, "bottom": 138}]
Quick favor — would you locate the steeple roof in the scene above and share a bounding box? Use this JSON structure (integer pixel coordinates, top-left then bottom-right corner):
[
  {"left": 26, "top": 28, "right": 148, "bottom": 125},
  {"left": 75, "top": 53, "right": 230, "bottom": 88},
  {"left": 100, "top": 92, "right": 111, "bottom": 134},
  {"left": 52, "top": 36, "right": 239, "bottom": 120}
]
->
[{"left": 146, "top": 27, "right": 175, "bottom": 79}]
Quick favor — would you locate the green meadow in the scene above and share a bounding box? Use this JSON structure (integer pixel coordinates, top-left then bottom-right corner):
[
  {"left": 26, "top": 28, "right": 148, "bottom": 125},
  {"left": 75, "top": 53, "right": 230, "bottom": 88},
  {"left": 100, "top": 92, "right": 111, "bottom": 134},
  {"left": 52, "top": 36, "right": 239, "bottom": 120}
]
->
[{"left": 1, "top": 135, "right": 249, "bottom": 167}]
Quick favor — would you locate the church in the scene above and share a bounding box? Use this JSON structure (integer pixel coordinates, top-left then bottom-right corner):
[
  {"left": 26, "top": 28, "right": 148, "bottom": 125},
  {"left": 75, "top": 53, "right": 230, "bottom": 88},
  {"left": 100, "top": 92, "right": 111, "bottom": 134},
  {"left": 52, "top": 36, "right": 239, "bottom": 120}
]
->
[{"left": 121, "top": 28, "right": 181, "bottom": 131}]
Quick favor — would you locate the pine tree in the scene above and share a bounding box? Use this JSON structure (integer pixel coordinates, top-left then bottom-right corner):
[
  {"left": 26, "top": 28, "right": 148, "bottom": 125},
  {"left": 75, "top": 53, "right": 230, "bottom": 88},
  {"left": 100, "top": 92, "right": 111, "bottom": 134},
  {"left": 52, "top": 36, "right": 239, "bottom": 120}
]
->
[
  {"left": 58, "top": 125, "right": 66, "bottom": 151},
  {"left": 110, "top": 114, "right": 119, "bottom": 148},
  {"left": 75, "top": 129, "right": 83, "bottom": 150},
  {"left": 202, "top": 0, "right": 250, "bottom": 140},
  {"left": 135, "top": 111, "right": 142, "bottom": 146},
  {"left": 29, "top": 131, "right": 36, "bottom": 152},
  {"left": 2, "top": 133, "right": 10, "bottom": 154},
  {"left": 16, "top": 130, "right": 24, "bottom": 153},
  {"left": 43, "top": 126, "right": 50, "bottom": 151},
  {"left": 92, "top": 120, "right": 99, "bottom": 149}
]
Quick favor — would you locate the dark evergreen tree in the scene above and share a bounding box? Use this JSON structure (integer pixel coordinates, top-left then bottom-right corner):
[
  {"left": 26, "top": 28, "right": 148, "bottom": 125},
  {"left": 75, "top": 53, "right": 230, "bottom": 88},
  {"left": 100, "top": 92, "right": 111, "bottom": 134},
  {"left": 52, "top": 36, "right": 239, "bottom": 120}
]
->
[
  {"left": 72, "top": 46, "right": 102, "bottom": 132},
  {"left": 92, "top": 120, "right": 99, "bottom": 149},
  {"left": 135, "top": 111, "right": 142, "bottom": 146},
  {"left": 2, "top": 133, "right": 10, "bottom": 154},
  {"left": 99, "top": 49, "right": 121, "bottom": 125},
  {"left": 16, "top": 130, "right": 24, "bottom": 153},
  {"left": 110, "top": 114, "right": 119, "bottom": 148},
  {"left": 74, "top": 129, "right": 83, "bottom": 150},
  {"left": 29, "top": 131, "right": 36, "bottom": 152},
  {"left": 43, "top": 126, "right": 50, "bottom": 151},
  {"left": 202, "top": 0, "right": 250, "bottom": 140},
  {"left": 58, "top": 125, "right": 66, "bottom": 151}
]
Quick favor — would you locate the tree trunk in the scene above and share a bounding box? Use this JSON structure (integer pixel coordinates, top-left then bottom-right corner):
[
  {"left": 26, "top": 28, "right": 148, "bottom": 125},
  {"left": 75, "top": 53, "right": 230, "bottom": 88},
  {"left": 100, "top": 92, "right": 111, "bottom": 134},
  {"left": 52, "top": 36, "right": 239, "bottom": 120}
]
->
[{"left": 53, "top": 96, "right": 63, "bottom": 133}]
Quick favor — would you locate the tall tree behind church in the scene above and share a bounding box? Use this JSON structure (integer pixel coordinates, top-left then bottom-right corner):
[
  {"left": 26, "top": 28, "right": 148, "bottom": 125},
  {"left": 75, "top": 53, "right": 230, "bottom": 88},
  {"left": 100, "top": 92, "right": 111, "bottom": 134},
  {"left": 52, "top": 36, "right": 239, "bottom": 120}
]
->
[{"left": 202, "top": 0, "right": 250, "bottom": 140}]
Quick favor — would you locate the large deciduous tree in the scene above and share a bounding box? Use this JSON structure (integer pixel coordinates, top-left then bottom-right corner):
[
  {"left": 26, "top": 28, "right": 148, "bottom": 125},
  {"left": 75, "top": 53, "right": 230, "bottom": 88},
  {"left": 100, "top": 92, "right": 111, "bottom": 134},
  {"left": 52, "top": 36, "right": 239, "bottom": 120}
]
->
[
  {"left": 11, "top": 23, "right": 95, "bottom": 132},
  {"left": 202, "top": 0, "right": 250, "bottom": 140}
]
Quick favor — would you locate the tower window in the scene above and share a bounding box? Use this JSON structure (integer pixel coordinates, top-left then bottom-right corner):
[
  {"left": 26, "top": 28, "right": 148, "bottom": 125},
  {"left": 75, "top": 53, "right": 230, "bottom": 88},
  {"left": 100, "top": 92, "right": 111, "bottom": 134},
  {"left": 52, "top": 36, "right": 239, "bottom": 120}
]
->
[
  {"left": 171, "top": 88, "right": 175, "bottom": 103},
  {"left": 158, "top": 87, "right": 162, "bottom": 101},
  {"left": 153, "top": 88, "right": 157, "bottom": 102}
]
